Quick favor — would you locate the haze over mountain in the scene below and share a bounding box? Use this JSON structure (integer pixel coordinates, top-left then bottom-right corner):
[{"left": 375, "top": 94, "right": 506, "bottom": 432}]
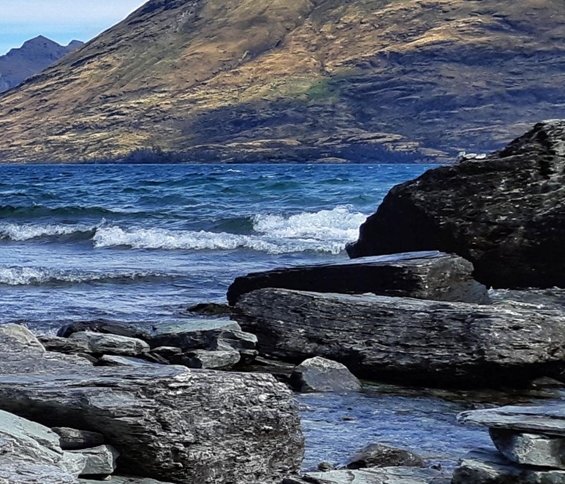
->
[
  {"left": 0, "top": 36, "right": 83, "bottom": 93},
  {"left": 0, "top": 0, "right": 564, "bottom": 163}
]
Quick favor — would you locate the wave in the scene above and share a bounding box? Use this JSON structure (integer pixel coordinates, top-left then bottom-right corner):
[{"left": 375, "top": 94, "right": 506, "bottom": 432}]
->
[
  {"left": 0, "top": 267, "right": 168, "bottom": 286},
  {"left": 93, "top": 206, "right": 366, "bottom": 254},
  {"left": 0, "top": 223, "right": 96, "bottom": 242}
]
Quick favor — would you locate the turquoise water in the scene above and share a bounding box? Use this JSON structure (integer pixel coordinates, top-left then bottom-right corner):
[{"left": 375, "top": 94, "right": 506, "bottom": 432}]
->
[{"left": 0, "top": 163, "right": 436, "bottom": 331}]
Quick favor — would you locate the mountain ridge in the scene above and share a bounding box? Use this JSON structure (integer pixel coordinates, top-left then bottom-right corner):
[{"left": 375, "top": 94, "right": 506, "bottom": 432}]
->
[
  {"left": 0, "top": 0, "right": 564, "bottom": 163},
  {"left": 0, "top": 36, "right": 84, "bottom": 94}
]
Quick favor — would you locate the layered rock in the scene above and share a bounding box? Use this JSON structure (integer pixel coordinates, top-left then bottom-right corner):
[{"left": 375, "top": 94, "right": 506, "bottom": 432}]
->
[
  {"left": 235, "top": 288, "right": 565, "bottom": 386},
  {"left": 227, "top": 252, "right": 489, "bottom": 305},
  {"left": 284, "top": 466, "right": 445, "bottom": 484},
  {"left": 0, "top": 329, "right": 304, "bottom": 483},
  {"left": 347, "top": 121, "right": 565, "bottom": 289}
]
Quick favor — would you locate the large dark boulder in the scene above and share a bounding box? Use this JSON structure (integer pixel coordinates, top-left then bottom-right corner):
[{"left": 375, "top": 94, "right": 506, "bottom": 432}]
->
[
  {"left": 235, "top": 288, "right": 565, "bottom": 387},
  {"left": 347, "top": 121, "right": 565, "bottom": 288},
  {"left": 227, "top": 251, "right": 489, "bottom": 305}
]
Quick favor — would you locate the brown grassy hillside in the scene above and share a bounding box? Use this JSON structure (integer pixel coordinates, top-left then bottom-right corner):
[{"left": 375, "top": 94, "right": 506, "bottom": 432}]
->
[{"left": 0, "top": 0, "right": 564, "bottom": 163}]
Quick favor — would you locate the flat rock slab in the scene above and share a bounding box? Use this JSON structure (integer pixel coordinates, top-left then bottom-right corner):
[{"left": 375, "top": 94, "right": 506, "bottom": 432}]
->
[
  {"left": 285, "top": 466, "right": 444, "bottom": 483},
  {"left": 452, "top": 448, "right": 565, "bottom": 484},
  {"left": 228, "top": 251, "right": 489, "bottom": 305},
  {"left": 458, "top": 405, "right": 565, "bottom": 436},
  {"left": 490, "top": 429, "right": 565, "bottom": 469},
  {"left": 346, "top": 121, "right": 565, "bottom": 289},
  {"left": 235, "top": 288, "right": 565, "bottom": 386},
  {"left": 0, "top": 330, "right": 303, "bottom": 484},
  {"left": 69, "top": 331, "right": 150, "bottom": 356}
]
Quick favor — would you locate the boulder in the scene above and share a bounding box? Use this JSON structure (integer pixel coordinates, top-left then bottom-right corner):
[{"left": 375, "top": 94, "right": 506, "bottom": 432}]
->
[
  {"left": 227, "top": 252, "right": 489, "bottom": 305},
  {"left": 39, "top": 335, "right": 92, "bottom": 355},
  {"left": 57, "top": 321, "right": 151, "bottom": 340},
  {"left": 235, "top": 288, "right": 565, "bottom": 386},
  {"left": 347, "top": 121, "right": 565, "bottom": 289},
  {"left": 172, "top": 349, "right": 241, "bottom": 370},
  {"left": 68, "top": 332, "right": 150, "bottom": 356},
  {"left": 458, "top": 404, "right": 565, "bottom": 436},
  {"left": 452, "top": 448, "right": 565, "bottom": 484},
  {"left": 0, "top": 409, "right": 82, "bottom": 483},
  {"left": 344, "top": 443, "right": 424, "bottom": 469},
  {"left": 0, "top": 328, "right": 304, "bottom": 484},
  {"left": 70, "top": 445, "right": 119, "bottom": 476},
  {"left": 0, "top": 324, "right": 44, "bottom": 351},
  {"left": 283, "top": 466, "right": 445, "bottom": 484},
  {"left": 489, "top": 429, "right": 565, "bottom": 469},
  {"left": 290, "top": 357, "right": 361, "bottom": 393},
  {"left": 52, "top": 427, "right": 105, "bottom": 451}
]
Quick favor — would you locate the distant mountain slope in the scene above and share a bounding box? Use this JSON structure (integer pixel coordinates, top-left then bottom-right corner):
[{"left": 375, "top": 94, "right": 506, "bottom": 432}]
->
[
  {"left": 0, "top": 36, "right": 84, "bottom": 93},
  {"left": 0, "top": 0, "right": 564, "bottom": 163}
]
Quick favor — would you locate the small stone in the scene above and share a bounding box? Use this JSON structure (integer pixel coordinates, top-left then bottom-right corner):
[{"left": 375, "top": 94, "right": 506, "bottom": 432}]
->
[
  {"left": 173, "top": 350, "right": 241, "bottom": 370},
  {"left": 98, "top": 355, "right": 157, "bottom": 367},
  {"left": 70, "top": 445, "right": 119, "bottom": 476},
  {"left": 344, "top": 443, "right": 425, "bottom": 469},
  {"left": 317, "top": 462, "right": 336, "bottom": 472},
  {"left": 290, "top": 357, "right": 361, "bottom": 393}
]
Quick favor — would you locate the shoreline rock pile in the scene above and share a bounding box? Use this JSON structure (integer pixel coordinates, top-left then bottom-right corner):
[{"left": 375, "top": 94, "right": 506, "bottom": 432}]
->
[{"left": 454, "top": 405, "right": 565, "bottom": 483}]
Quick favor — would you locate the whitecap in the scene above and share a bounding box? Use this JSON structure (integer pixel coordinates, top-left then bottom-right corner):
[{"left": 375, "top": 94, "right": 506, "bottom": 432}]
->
[{"left": 0, "top": 223, "right": 95, "bottom": 241}]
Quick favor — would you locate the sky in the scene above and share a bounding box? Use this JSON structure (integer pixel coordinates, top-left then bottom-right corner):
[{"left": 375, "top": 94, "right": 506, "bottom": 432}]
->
[{"left": 0, "top": 0, "right": 148, "bottom": 55}]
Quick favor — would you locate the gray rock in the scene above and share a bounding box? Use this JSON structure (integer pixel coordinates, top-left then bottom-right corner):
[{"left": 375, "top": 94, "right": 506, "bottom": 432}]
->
[
  {"left": 290, "top": 357, "right": 361, "bottom": 393},
  {"left": 174, "top": 349, "right": 241, "bottom": 369},
  {"left": 489, "top": 429, "right": 565, "bottom": 469},
  {"left": 69, "top": 331, "right": 150, "bottom": 356},
  {"left": 57, "top": 321, "right": 151, "bottom": 340},
  {"left": 149, "top": 346, "right": 182, "bottom": 360},
  {"left": 70, "top": 445, "right": 119, "bottom": 476},
  {"left": 452, "top": 448, "right": 565, "bottom": 484},
  {"left": 51, "top": 428, "right": 105, "bottom": 450},
  {"left": 458, "top": 404, "right": 565, "bottom": 436},
  {"left": 285, "top": 466, "right": 444, "bottom": 483},
  {"left": 38, "top": 335, "right": 92, "bottom": 355},
  {"left": 344, "top": 443, "right": 424, "bottom": 469},
  {"left": 346, "top": 120, "right": 565, "bottom": 289},
  {"left": 98, "top": 355, "right": 157, "bottom": 367},
  {"left": 80, "top": 477, "right": 174, "bottom": 484},
  {"left": 0, "top": 332, "right": 303, "bottom": 484},
  {"left": 0, "top": 324, "right": 44, "bottom": 351},
  {"left": 0, "top": 409, "right": 82, "bottom": 483},
  {"left": 235, "top": 289, "right": 565, "bottom": 386},
  {"left": 227, "top": 251, "right": 489, "bottom": 305}
]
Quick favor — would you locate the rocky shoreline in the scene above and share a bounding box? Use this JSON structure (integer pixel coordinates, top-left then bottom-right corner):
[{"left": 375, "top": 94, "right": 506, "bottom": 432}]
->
[{"left": 2, "top": 121, "right": 565, "bottom": 483}]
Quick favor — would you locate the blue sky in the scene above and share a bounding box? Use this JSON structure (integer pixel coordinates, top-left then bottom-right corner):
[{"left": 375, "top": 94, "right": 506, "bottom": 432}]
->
[{"left": 0, "top": 0, "right": 147, "bottom": 55}]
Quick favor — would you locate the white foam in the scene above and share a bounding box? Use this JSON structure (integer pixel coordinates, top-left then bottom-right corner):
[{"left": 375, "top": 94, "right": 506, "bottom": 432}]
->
[
  {"left": 0, "top": 223, "right": 93, "bottom": 241},
  {"left": 93, "top": 206, "right": 367, "bottom": 255}
]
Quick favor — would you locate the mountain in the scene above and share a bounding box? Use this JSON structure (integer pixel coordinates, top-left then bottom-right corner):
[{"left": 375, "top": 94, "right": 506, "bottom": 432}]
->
[
  {"left": 0, "top": 0, "right": 564, "bottom": 164},
  {"left": 0, "top": 36, "right": 84, "bottom": 93}
]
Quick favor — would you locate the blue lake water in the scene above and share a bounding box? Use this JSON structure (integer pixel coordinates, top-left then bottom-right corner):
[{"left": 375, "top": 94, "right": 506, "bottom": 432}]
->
[{"left": 0, "top": 162, "right": 551, "bottom": 472}]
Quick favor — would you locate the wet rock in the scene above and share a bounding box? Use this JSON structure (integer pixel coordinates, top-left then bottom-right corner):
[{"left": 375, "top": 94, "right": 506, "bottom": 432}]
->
[
  {"left": 235, "top": 289, "right": 565, "bottom": 386},
  {"left": 318, "top": 462, "right": 336, "bottom": 472},
  {"left": 68, "top": 331, "right": 150, "bottom": 356},
  {"left": 489, "top": 429, "right": 565, "bottom": 469},
  {"left": 187, "top": 302, "right": 233, "bottom": 316},
  {"left": 228, "top": 252, "right": 489, "bottom": 305},
  {"left": 70, "top": 445, "right": 119, "bottom": 476},
  {"left": 52, "top": 427, "right": 105, "bottom": 451},
  {"left": 57, "top": 321, "right": 151, "bottom": 340},
  {"left": 347, "top": 121, "right": 565, "bottom": 289},
  {"left": 173, "top": 349, "right": 241, "bottom": 370},
  {"left": 458, "top": 404, "right": 565, "bottom": 435},
  {"left": 344, "top": 443, "right": 424, "bottom": 469},
  {"left": 452, "top": 448, "right": 565, "bottom": 484},
  {"left": 290, "top": 357, "right": 361, "bottom": 393},
  {"left": 0, "top": 327, "right": 304, "bottom": 484},
  {"left": 284, "top": 466, "right": 444, "bottom": 483},
  {"left": 149, "top": 346, "right": 182, "bottom": 360},
  {"left": 39, "top": 335, "right": 92, "bottom": 355}
]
